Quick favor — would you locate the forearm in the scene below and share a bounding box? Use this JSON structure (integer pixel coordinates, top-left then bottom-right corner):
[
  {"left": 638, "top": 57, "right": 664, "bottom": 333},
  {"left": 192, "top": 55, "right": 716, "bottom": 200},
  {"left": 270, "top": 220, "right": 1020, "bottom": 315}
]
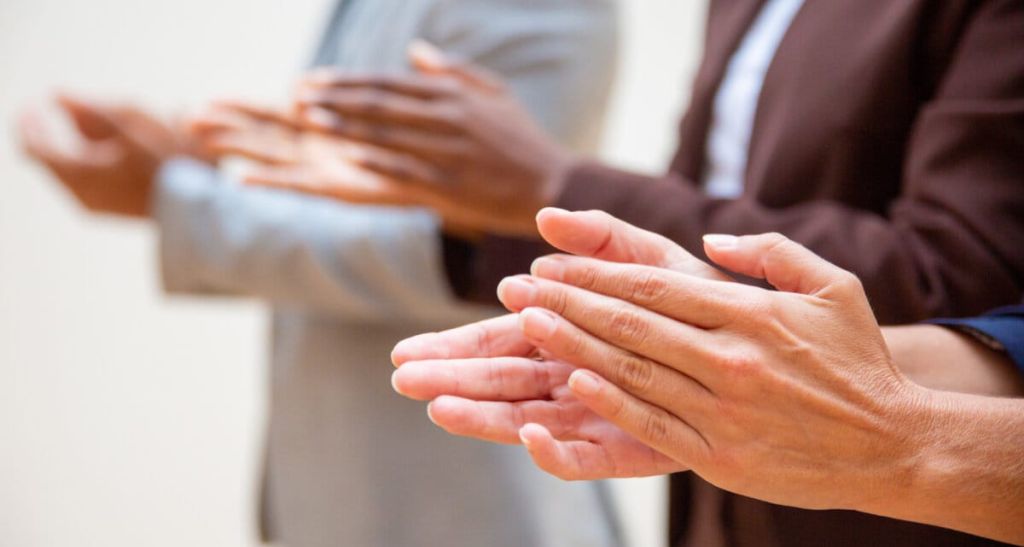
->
[
  {"left": 155, "top": 158, "right": 491, "bottom": 323},
  {"left": 877, "top": 391, "right": 1024, "bottom": 545},
  {"left": 884, "top": 325, "right": 1024, "bottom": 397}
]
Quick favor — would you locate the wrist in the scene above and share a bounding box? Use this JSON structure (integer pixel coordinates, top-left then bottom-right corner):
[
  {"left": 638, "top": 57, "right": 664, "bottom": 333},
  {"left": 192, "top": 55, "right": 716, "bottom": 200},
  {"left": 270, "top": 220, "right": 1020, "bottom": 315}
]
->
[{"left": 856, "top": 381, "right": 944, "bottom": 518}]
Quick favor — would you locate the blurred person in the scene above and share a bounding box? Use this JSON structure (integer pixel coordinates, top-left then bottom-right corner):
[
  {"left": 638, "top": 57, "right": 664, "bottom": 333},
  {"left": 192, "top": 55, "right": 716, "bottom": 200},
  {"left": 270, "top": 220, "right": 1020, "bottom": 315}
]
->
[
  {"left": 237, "top": 2, "right": 1024, "bottom": 545},
  {"left": 388, "top": 208, "right": 1024, "bottom": 545},
  {"left": 18, "top": 1, "right": 622, "bottom": 546}
]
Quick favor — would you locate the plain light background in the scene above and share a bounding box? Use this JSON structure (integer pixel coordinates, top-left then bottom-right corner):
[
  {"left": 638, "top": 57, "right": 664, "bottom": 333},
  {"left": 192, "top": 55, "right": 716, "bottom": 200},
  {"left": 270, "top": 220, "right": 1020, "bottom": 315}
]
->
[{"left": 0, "top": 1, "right": 707, "bottom": 545}]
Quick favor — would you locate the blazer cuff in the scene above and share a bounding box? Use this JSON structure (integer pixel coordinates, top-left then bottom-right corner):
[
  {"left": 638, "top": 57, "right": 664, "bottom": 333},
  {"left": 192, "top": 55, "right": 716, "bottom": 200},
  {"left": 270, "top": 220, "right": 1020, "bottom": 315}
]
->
[{"left": 927, "top": 306, "right": 1024, "bottom": 375}]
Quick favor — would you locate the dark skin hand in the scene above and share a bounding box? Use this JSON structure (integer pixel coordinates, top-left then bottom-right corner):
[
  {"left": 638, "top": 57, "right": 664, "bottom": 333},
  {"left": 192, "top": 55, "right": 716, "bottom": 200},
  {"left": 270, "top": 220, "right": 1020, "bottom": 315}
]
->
[
  {"left": 188, "top": 100, "right": 486, "bottom": 238},
  {"left": 19, "top": 94, "right": 188, "bottom": 218},
  {"left": 290, "top": 41, "right": 574, "bottom": 237}
]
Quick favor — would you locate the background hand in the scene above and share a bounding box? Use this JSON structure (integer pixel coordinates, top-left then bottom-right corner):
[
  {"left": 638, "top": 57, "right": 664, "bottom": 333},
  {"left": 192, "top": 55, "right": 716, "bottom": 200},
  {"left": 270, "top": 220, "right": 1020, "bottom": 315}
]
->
[
  {"left": 18, "top": 94, "right": 184, "bottom": 217},
  {"left": 292, "top": 42, "right": 573, "bottom": 236}
]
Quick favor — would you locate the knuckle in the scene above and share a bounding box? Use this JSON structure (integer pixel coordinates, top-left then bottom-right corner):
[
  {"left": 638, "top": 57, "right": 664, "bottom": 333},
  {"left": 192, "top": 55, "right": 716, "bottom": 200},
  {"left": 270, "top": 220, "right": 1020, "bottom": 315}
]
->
[
  {"left": 565, "top": 329, "right": 588, "bottom": 361},
  {"left": 542, "top": 286, "right": 570, "bottom": 316},
  {"left": 641, "top": 411, "right": 670, "bottom": 444},
  {"left": 607, "top": 308, "right": 649, "bottom": 345},
  {"left": 834, "top": 271, "right": 865, "bottom": 296},
  {"left": 615, "top": 354, "right": 655, "bottom": 395},
  {"left": 625, "top": 269, "right": 670, "bottom": 304},
  {"left": 718, "top": 349, "right": 759, "bottom": 382}
]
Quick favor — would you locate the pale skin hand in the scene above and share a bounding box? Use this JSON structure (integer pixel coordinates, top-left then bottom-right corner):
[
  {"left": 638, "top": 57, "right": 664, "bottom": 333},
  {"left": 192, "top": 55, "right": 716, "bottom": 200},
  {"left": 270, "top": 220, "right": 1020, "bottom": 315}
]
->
[
  {"left": 18, "top": 94, "right": 186, "bottom": 217},
  {"left": 392, "top": 207, "right": 732, "bottom": 479},
  {"left": 288, "top": 41, "right": 574, "bottom": 237},
  {"left": 393, "top": 208, "right": 1024, "bottom": 544}
]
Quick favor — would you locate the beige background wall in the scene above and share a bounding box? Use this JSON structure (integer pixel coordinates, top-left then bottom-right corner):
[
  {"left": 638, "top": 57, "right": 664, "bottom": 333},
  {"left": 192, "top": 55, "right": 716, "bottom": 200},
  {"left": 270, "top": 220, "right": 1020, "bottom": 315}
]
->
[{"left": 0, "top": 0, "right": 707, "bottom": 545}]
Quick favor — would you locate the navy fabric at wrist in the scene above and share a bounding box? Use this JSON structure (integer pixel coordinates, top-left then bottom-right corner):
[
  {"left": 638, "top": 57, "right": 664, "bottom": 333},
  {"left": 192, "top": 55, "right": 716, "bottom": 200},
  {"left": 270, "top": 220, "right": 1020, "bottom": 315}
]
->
[{"left": 927, "top": 305, "right": 1024, "bottom": 374}]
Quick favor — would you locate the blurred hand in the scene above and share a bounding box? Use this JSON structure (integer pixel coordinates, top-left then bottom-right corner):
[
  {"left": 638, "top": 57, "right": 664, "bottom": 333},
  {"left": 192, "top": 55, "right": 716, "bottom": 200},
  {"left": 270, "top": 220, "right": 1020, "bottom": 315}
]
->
[
  {"left": 187, "top": 100, "right": 427, "bottom": 207},
  {"left": 19, "top": 94, "right": 185, "bottom": 217},
  {"left": 291, "top": 41, "right": 573, "bottom": 236},
  {"left": 392, "top": 208, "right": 730, "bottom": 479}
]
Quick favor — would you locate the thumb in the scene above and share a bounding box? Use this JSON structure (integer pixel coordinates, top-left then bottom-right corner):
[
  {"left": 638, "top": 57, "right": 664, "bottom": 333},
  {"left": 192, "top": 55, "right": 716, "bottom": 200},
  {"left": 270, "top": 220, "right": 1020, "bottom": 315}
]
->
[
  {"left": 408, "top": 40, "right": 505, "bottom": 92},
  {"left": 536, "top": 207, "right": 731, "bottom": 281},
  {"left": 702, "top": 233, "right": 863, "bottom": 298}
]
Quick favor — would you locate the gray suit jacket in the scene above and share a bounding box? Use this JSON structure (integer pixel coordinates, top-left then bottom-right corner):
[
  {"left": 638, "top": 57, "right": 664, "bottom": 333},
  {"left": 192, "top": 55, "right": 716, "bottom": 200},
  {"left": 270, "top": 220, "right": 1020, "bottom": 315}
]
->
[{"left": 154, "top": 1, "right": 622, "bottom": 546}]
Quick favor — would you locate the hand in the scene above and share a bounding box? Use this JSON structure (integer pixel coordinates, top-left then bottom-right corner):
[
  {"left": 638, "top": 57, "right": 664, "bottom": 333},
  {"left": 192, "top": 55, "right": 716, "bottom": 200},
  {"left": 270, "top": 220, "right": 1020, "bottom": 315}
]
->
[
  {"left": 494, "top": 228, "right": 931, "bottom": 512},
  {"left": 392, "top": 208, "right": 729, "bottom": 479},
  {"left": 392, "top": 314, "right": 682, "bottom": 479},
  {"left": 292, "top": 41, "right": 574, "bottom": 236},
  {"left": 19, "top": 94, "right": 185, "bottom": 217},
  {"left": 186, "top": 100, "right": 428, "bottom": 208}
]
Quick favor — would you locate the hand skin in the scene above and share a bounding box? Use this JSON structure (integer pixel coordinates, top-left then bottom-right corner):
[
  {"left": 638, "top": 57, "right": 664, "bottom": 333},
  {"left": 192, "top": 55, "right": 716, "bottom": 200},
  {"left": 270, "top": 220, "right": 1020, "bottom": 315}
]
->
[
  {"left": 392, "top": 207, "right": 1024, "bottom": 545},
  {"left": 290, "top": 41, "right": 573, "bottom": 236},
  {"left": 392, "top": 209, "right": 731, "bottom": 478},
  {"left": 19, "top": 94, "right": 187, "bottom": 217},
  {"left": 189, "top": 100, "right": 490, "bottom": 239}
]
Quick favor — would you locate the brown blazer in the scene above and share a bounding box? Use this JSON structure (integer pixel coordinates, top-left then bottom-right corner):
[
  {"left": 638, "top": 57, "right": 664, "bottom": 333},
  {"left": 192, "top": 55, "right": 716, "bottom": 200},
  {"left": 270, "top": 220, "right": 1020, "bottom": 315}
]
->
[{"left": 450, "top": 0, "right": 1024, "bottom": 545}]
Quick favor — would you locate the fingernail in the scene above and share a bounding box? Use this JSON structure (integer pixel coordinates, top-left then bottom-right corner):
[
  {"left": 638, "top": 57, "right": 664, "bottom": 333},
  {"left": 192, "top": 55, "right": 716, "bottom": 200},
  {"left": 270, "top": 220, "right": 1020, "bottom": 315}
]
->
[
  {"left": 703, "top": 234, "right": 738, "bottom": 249},
  {"left": 531, "top": 256, "right": 566, "bottom": 281},
  {"left": 497, "top": 275, "right": 537, "bottom": 309},
  {"left": 390, "top": 370, "right": 404, "bottom": 395},
  {"left": 569, "top": 369, "right": 600, "bottom": 396},
  {"left": 426, "top": 401, "right": 440, "bottom": 425},
  {"left": 410, "top": 40, "right": 446, "bottom": 66},
  {"left": 519, "top": 307, "right": 557, "bottom": 341},
  {"left": 518, "top": 426, "right": 533, "bottom": 446}
]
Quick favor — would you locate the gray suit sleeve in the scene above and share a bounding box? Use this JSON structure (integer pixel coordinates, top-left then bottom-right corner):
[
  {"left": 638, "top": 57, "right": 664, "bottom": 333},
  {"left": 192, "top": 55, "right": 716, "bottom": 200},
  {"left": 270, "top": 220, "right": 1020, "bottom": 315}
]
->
[{"left": 154, "top": 158, "right": 488, "bottom": 324}]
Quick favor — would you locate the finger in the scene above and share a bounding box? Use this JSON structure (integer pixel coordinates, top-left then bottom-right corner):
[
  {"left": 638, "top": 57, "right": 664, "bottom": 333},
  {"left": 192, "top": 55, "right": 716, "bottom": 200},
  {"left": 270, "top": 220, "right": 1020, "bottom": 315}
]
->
[
  {"left": 519, "top": 423, "right": 681, "bottom": 481},
  {"left": 242, "top": 165, "right": 313, "bottom": 192},
  {"left": 205, "top": 132, "right": 296, "bottom": 165},
  {"left": 210, "top": 99, "right": 298, "bottom": 128},
  {"left": 535, "top": 208, "right": 730, "bottom": 280},
  {"left": 243, "top": 162, "right": 418, "bottom": 208},
  {"left": 18, "top": 109, "right": 117, "bottom": 173},
  {"left": 500, "top": 270, "right": 740, "bottom": 331},
  {"left": 297, "top": 87, "right": 460, "bottom": 131},
  {"left": 516, "top": 307, "right": 716, "bottom": 413},
  {"left": 56, "top": 94, "right": 119, "bottom": 140},
  {"left": 409, "top": 40, "right": 505, "bottom": 93},
  {"left": 529, "top": 255, "right": 753, "bottom": 327},
  {"left": 299, "top": 107, "right": 468, "bottom": 159},
  {"left": 568, "top": 369, "right": 709, "bottom": 468},
  {"left": 298, "top": 69, "right": 461, "bottom": 100},
  {"left": 703, "top": 233, "right": 863, "bottom": 299},
  {"left": 426, "top": 395, "right": 583, "bottom": 444},
  {"left": 391, "top": 357, "right": 573, "bottom": 401},
  {"left": 391, "top": 314, "right": 536, "bottom": 366},
  {"left": 344, "top": 144, "right": 448, "bottom": 187}
]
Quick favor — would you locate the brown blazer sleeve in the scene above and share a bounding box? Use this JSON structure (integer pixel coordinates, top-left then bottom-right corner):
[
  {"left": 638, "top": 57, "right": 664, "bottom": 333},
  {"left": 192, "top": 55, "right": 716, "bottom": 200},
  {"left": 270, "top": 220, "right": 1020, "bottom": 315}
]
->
[{"left": 460, "top": 0, "right": 1024, "bottom": 325}]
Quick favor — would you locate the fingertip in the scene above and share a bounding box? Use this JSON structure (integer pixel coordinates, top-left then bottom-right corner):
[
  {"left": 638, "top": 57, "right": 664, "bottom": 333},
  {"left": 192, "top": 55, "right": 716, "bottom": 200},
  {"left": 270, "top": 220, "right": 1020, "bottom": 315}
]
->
[
  {"left": 390, "top": 369, "right": 406, "bottom": 396},
  {"left": 409, "top": 39, "right": 446, "bottom": 69},
  {"left": 567, "top": 369, "right": 602, "bottom": 397},
  {"left": 518, "top": 422, "right": 550, "bottom": 447},
  {"left": 518, "top": 307, "right": 558, "bottom": 343}
]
